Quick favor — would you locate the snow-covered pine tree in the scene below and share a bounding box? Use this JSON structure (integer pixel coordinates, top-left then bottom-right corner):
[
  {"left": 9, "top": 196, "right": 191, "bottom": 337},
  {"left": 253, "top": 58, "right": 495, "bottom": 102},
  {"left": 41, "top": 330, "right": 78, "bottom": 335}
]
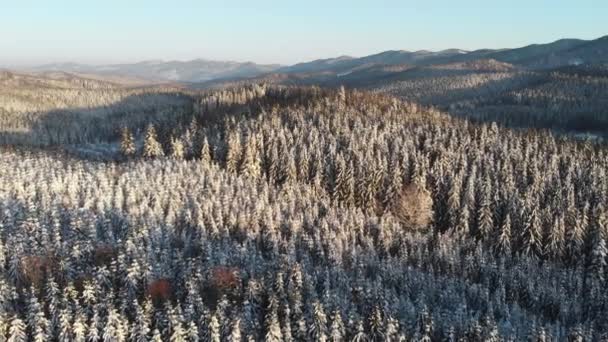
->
[
  {"left": 120, "top": 127, "right": 136, "bottom": 157},
  {"left": 143, "top": 124, "right": 164, "bottom": 158}
]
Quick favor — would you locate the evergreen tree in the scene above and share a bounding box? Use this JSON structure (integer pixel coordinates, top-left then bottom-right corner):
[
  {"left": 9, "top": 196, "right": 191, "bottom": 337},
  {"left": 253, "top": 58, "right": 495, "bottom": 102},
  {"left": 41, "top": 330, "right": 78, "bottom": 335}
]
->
[
  {"left": 72, "top": 314, "right": 87, "bottom": 342},
  {"left": 264, "top": 301, "right": 283, "bottom": 342},
  {"left": 351, "top": 321, "right": 368, "bottom": 342},
  {"left": 7, "top": 317, "right": 26, "bottom": 342},
  {"left": 228, "top": 318, "right": 242, "bottom": 342},
  {"left": 309, "top": 301, "right": 328, "bottom": 342},
  {"left": 120, "top": 127, "right": 136, "bottom": 157},
  {"left": 200, "top": 137, "right": 212, "bottom": 165},
  {"left": 208, "top": 313, "right": 221, "bottom": 342},
  {"left": 588, "top": 210, "right": 607, "bottom": 282},
  {"left": 476, "top": 189, "right": 494, "bottom": 243},
  {"left": 329, "top": 311, "right": 345, "bottom": 342},
  {"left": 240, "top": 134, "right": 261, "bottom": 179},
  {"left": 368, "top": 306, "right": 384, "bottom": 342},
  {"left": 170, "top": 137, "right": 185, "bottom": 159},
  {"left": 143, "top": 124, "right": 164, "bottom": 158},
  {"left": 225, "top": 132, "right": 242, "bottom": 174},
  {"left": 520, "top": 206, "right": 543, "bottom": 259},
  {"left": 150, "top": 329, "right": 163, "bottom": 342},
  {"left": 495, "top": 213, "right": 512, "bottom": 257},
  {"left": 546, "top": 214, "right": 566, "bottom": 260}
]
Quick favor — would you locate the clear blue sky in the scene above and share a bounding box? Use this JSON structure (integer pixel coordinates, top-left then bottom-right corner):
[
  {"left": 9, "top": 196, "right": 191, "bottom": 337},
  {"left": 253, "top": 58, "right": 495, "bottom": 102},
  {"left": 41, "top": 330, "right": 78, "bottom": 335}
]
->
[{"left": 1, "top": 0, "right": 606, "bottom": 66}]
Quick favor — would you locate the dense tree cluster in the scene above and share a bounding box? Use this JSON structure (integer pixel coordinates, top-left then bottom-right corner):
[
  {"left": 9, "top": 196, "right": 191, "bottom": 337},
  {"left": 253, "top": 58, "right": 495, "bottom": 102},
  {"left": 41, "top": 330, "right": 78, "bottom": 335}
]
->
[{"left": 0, "top": 85, "right": 606, "bottom": 340}]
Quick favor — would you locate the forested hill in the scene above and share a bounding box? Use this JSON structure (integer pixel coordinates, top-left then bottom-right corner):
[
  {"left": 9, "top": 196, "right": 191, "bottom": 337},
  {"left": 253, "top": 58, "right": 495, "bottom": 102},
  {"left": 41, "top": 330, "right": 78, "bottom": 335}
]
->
[{"left": 0, "top": 83, "right": 607, "bottom": 340}]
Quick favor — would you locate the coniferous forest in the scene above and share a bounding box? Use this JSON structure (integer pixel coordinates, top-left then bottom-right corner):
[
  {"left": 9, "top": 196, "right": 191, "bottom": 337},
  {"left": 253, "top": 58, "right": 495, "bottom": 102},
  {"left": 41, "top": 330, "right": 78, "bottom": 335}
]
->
[{"left": 1, "top": 70, "right": 608, "bottom": 341}]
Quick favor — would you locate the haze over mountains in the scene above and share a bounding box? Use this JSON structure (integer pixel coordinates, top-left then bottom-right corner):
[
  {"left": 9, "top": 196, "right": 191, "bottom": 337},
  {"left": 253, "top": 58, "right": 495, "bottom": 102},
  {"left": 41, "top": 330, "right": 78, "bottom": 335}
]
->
[
  {"left": 25, "top": 34, "right": 608, "bottom": 84},
  {"left": 31, "top": 59, "right": 281, "bottom": 83}
]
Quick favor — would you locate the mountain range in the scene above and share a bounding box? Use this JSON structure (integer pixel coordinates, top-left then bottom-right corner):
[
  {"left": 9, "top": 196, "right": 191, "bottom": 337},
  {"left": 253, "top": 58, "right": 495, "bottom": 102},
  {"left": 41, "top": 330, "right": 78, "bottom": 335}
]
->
[{"left": 22, "top": 34, "right": 608, "bottom": 84}]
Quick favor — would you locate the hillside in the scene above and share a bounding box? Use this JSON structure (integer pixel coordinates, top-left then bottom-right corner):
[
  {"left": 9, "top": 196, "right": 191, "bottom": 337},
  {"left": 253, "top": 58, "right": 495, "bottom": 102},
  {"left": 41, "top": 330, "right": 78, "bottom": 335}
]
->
[
  {"left": 0, "top": 71, "right": 193, "bottom": 146},
  {"left": 373, "top": 63, "right": 608, "bottom": 132}
]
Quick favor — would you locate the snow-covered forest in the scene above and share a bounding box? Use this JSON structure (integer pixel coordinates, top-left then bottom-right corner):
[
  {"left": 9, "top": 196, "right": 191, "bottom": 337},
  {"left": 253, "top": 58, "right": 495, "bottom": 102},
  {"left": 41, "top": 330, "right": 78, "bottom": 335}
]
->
[{"left": 0, "top": 83, "right": 607, "bottom": 341}]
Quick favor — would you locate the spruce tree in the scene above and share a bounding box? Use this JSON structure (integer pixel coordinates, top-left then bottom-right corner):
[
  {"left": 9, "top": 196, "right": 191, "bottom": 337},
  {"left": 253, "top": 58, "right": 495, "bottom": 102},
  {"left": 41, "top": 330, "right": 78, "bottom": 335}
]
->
[
  {"left": 143, "top": 124, "right": 164, "bottom": 158},
  {"left": 200, "top": 137, "right": 212, "bottom": 165},
  {"left": 120, "top": 127, "right": 136, "bottom": 157},
  {"left": 170, "top": 137, "right": 185, "bottom": 160},
  {"left": 329, "top": 311, "right": 344, "bottom": 342},
  {"left": 495, "top": 213, "right": 512, "bottom": 257},
  {"left": 309, "top": 301, "right": 327, "bottom": 342},
  {"left": 7, "top": 316, "right": 26, "bottom": 342}
]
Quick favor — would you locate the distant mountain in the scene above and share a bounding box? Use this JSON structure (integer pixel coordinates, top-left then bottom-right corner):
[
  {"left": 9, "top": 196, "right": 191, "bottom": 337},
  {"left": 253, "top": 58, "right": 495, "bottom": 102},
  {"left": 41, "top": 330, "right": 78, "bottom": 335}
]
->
[
  {"left": 486, "top": 38, "right": 586, "bottom": 65},
  {"left": 279, "top": 36, "right": 608, "bottom": 77},
  {"left": 29, "top": 35, "right": 608, "bottom": 85},
  {"left": 33, "top": 59, "right": 282, "bottom": 83},
  {"left": 280, "top": 49, "right": 469, "bottom": 74},
  {"left": 524, "top": 35, "right": 608, "bottom": 68}
]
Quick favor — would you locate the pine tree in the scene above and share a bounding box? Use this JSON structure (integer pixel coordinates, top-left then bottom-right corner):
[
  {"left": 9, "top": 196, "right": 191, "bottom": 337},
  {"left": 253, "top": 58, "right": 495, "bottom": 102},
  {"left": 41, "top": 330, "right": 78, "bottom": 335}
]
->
[
  {"left": 241, "top": 134, "right": 261, "bottom": 179},
  {"left": 27, "top": 289, "right": 49, "bottom": 342},
  {"left": 143, "top": 124, "right": 164, "bottom": 158},
  {"left": 282, "top": 153, "right": 298, "bottom": 185},
  {"left": 58, "top": 308, "right": 72, "bottom": 342},
  {"left": 281, "top": 304, "right": 293, "bottom": 342},
  {"left": 228, "top": 317, "right": 242, "bottom": 342},
  {"left": 225, "top": 132, "right": 242, "bottom": 173},
  {"left": 200, "top": 137, "right": 212, "bottom": 165},
  {"left": 170, "top": 137, "right": 185, "bottom": 159},
  {"left": 186, "top": 321, "right": 199, "bottom": 342},
  {"left": 208, "top": 313, "right": 221, "bottom": 342},
  {"left": 103, "top": 308, "right": 126, "bottom": 342},
  {"left": 350, "top": 321, "right": 368, "bottom": 342},
  {"left": 183, "top": 118, "right": 200, "bottom": 158},
  {"left": 368, "top": 306, "right": 385, "bottom": 342},
  {"left": 546, "top": 214, "right": 565, "bottom": 260},
  {"left": 87, "top": 309, "right": 100, "bottom": 342},
  {"left": 385, "top": 316, "right": 400, "bottom": 342},
  {"left": 264, "top": 300, "right": 283, "bottom": 342},
  {"left": 520, "top": 206, "right": 543, "bottom": 259},
  {"left": 150, "top": 329, "right": 163, "bottom": 342},
  {"left": 589, "top": 210, "right": 607, "bottom": 281},
  {"left": 7, "top": 317, "right": 26, "bottom": 342},
  {"left": 72, "top": 314, "right": 87, "bottom": 342},
  {"left": 446, "top": 175, "right": 462, "bottom": 230},
  {"left": 495, "top": 213, "right": 512, "bottom": 257},
  {"left": 131, "top": 301, "right": 151, "bottom": 342},
  {"left": 329, "top": 311, "right": 344, "bottom": 342},
  {"left": 120, "top": 127, "right": 136, "bottom": 157},
  {"left": 382, "top": 159, "right": 402, "bottom": 212},
  {"left": 309, "top": 301, "right": 327, "bottom": 342},
  {"left": 454, "top": 203, "right": 470, "bottom": 238},
  {"left": 476, "top": 188, "right": 494, "bottom": 243}
]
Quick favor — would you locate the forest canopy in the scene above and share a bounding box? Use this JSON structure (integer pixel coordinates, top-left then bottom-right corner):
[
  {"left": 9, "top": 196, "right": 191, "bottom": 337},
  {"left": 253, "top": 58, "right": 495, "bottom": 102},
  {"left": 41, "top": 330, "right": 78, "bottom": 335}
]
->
[{"left": 0, "top": 80, "right": 607, "bottom": 341}]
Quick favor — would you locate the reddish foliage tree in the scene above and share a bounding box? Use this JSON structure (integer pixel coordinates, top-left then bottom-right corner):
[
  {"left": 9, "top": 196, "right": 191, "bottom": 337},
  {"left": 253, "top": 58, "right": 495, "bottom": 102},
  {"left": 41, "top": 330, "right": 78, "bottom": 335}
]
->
[
  {"left": 20, "top": 254, "right": 58, "bottom": 287},
  {"left": 147, "top": 278, "right": 172, "bottom": 302},
  {"left": 202, "top": 266, "right": 241, "bottom": 306},
  {"left": 211, "top": 266, "right": 240, "bottom": 291}
]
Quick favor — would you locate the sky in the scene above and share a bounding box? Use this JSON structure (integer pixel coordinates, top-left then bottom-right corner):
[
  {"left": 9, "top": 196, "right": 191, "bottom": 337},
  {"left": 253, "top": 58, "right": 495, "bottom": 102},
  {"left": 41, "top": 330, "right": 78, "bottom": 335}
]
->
[{"left": 1, "top": 0, "right": 607, "bottom": 66}]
